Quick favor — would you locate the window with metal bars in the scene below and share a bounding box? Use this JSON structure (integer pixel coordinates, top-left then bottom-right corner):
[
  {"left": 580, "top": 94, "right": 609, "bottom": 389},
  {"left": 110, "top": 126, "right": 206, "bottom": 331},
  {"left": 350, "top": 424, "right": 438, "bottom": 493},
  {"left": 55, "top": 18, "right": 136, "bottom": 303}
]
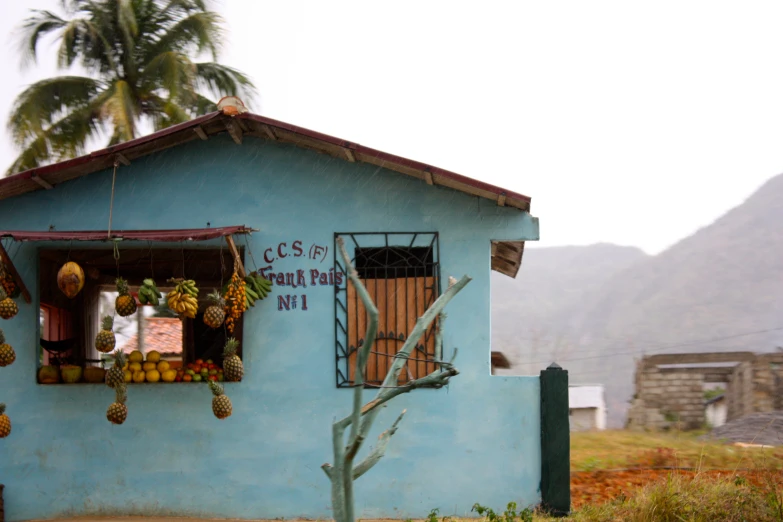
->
[{"left": 334, "top": 232, "right": 441, "bottom": 388}]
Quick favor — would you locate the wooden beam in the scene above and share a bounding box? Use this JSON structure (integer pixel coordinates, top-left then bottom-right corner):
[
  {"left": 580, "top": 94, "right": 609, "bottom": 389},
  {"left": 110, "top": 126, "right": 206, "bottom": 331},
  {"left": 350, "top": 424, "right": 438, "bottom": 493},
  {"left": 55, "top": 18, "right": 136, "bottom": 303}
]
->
[
  {"left": 343, "top": 148, "right": 356, "bottom": 162},
  {"left": 0, "top": 242, "right": 31, "bottom": 304},
  {"left": 225, "top": 119, "right": 243, "bottom": 145},
  {"left": 31, "top": 175, "right": 53, "bottom": 190},
  {"left": 115, "top": 153, "right": 130, "bottom": 166},
  {"left": 193, "top": 126, "right": 209, "bottom": 140},
  {"left": 262, "top": 124, "right": 278, "bottom": 141},
  {"left": 224, "top": 235, "right": 246, "bottom": 278},
  {"left": 498, "top": 192, "right": 507, "bottom": 207},
  {"left": 424, "top": 171, "right": 434, "bottom": 185}
]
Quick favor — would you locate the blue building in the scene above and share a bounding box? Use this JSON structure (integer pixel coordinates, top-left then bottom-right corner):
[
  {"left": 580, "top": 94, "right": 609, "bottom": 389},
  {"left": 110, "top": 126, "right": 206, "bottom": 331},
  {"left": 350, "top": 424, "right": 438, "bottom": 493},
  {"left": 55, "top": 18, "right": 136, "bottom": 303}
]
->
[{"left": 0, "top": 103, "right": 542, "bottom": 521}]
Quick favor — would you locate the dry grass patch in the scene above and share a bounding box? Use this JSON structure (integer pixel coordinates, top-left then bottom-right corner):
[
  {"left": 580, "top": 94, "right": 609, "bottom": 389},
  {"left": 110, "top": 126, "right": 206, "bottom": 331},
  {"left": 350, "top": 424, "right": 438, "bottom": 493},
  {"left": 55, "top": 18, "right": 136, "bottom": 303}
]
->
[{"left": 571, "top": 429, "right": 783, "bottom": 471}]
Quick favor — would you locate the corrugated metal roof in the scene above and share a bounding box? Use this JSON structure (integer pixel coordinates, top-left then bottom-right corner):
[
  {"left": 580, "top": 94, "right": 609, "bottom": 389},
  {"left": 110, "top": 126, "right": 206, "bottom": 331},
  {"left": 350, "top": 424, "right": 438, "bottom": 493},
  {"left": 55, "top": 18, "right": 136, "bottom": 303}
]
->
[{"left": 0, "top": 111, "right": 535, "bottom": 277}]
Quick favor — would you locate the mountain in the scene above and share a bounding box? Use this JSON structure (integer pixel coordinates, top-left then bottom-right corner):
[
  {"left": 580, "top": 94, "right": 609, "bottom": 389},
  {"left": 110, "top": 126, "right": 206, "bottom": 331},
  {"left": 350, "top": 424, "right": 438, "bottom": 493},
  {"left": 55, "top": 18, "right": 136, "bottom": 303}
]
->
[{"left": 492, "top": 173, "right": 783, "bottom": 426}]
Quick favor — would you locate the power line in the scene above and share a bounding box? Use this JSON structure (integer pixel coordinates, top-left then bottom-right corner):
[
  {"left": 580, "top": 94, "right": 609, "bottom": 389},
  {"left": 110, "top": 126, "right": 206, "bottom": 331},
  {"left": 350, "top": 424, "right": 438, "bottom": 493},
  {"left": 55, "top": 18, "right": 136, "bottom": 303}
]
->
[{"left": 516, "top": 326, "right": 783, "bottom": 367}]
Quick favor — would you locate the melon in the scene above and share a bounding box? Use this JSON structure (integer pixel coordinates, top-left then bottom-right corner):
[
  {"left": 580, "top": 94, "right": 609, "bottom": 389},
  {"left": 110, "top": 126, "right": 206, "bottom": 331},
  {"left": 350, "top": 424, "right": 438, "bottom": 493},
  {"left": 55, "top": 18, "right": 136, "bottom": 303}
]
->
[
  {"left": 57, "top": 262, "right": 85, "bottom": 299},
  {"left": 38, "top": 365, "right": 60, "bottom": 384},
  {"left": 60, "top": 364, "right": 83, "bottom": 383},
  {"left": 84, "top": 367, "right": 106, "bottom": 383}
]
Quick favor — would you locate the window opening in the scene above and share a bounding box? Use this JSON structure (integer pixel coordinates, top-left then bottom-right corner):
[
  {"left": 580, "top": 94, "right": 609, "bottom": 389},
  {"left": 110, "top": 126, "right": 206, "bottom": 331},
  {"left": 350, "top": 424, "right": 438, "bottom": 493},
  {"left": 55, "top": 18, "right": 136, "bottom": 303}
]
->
[{"left": 334, "top": 232, "right": 441, "bottom": 388}]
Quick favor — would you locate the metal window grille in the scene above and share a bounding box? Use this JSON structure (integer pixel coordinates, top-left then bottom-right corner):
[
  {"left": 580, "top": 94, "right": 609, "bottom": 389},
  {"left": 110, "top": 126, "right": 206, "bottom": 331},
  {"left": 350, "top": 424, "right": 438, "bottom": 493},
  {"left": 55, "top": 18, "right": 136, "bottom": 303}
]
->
[{"left": 334, "top": 232, "right": 441, "bottom": 388}]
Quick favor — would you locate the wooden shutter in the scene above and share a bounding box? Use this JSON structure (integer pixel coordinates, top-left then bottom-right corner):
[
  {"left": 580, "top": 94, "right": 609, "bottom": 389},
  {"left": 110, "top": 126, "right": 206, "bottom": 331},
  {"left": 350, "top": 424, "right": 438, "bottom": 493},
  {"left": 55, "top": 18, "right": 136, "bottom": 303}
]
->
[{"left": 346, "top": 276, "right": 438, "bottom": 385}]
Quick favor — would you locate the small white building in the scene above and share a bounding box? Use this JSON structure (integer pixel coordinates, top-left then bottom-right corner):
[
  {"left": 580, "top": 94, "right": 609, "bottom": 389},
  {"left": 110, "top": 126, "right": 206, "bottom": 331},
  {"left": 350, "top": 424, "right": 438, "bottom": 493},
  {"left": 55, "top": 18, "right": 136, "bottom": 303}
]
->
[
  {"left": 568, "top": 384, "right": 607, "bottom": 431},
  {"left": 705, "top": 394, "right": 728, "bottom": 428}
]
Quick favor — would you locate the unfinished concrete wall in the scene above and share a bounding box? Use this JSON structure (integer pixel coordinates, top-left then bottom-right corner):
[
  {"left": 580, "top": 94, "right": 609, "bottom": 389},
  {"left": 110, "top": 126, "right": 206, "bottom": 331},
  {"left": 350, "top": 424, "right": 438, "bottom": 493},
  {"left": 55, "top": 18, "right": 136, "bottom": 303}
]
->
[{"left": 627, "top": 352, "right": 757, "bottom": 431}]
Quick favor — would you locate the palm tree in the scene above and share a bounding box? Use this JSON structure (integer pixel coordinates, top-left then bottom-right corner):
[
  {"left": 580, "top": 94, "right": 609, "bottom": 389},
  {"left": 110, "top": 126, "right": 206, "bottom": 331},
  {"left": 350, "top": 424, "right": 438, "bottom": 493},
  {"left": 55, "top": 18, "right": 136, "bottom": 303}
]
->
[{"left": 6, "top": 0, "right": 256, "bottom": 174}]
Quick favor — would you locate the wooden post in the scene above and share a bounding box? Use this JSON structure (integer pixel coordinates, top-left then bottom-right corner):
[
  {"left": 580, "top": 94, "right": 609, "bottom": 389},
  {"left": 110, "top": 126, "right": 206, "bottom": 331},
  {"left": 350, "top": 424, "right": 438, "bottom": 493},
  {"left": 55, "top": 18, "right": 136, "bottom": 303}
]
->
[
  {"left": 0, "top": 242, "right": 31, "bottom": 304},
  {"left": 224, "top": 236, "right": 246, "bottom": 278},
  {"left": 540, "top": 362, "right": 570, "bottom": 517}
]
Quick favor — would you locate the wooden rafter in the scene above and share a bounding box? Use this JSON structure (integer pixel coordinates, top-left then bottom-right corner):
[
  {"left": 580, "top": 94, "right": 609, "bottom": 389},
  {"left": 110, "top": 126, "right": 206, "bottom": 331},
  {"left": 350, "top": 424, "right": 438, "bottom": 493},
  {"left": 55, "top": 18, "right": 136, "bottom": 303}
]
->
[
  {"left": 193, "top": 126, "right": 209, "bottom": 140},
  {"left": 31, "top": 175, "right": 53, "bottom": 190},
  {"left": 225, "top": 119, "right": 243, "bottom": 145},
  {"left": 0, "top": 242, "right": 31, "bottom": 303}
]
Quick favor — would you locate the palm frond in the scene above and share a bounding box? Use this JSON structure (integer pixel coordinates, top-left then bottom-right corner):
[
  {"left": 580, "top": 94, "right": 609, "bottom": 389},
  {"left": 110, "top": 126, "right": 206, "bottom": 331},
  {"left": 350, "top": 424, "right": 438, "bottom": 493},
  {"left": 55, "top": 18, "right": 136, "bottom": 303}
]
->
[
  {"left": 6, "top": 100, "right": 106, "bottom": 174},
  {"left": 17, "top": 10, "right": 67, "bottom": 67},
  {"left": 143, "top": 95, "right": 193, "bottom": 129},
  {"left": 7, "top": 76, "right": 103, "bottom": 146},
  {"left": 101, "top": 80, "right": 137, "bottom": 142},
  {"left": 143, "top": 11, "right": 222, "bottom": 63},
  {"left": 140, "top": 51, "right": 197, "bottom": 100},
  {"left": 194, "top": 62, "right": 257, "bottom": 105}
]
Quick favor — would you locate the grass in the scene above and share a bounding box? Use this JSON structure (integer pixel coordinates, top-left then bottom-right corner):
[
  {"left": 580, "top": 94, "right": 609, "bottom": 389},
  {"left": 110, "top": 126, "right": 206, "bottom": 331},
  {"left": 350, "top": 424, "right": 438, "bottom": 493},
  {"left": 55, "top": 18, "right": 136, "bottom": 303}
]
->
[{"left": 571, "top": 429, "right": 783, "bottom": 471}]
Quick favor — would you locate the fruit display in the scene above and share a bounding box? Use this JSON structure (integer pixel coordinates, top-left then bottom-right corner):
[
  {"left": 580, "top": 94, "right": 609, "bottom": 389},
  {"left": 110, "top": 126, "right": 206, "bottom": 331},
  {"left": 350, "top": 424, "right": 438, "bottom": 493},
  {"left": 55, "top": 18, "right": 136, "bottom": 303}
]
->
[
  {"left": 57, "top": 261, "right": 85, "bottom": 298},
  {"left": 178, "top": 358, "right": 224, "bottom": 383},
  {"left": 106, "top": 350, "right": 126, "bottom": 389},
  {"left": 203, "top": 290, "right": 225, "bottom": 329},
  {"left": 38, "top": 365, "right": 60, "bottom": 384},
  {"left": 60, "top": 365, "right": 83, "bottom": 383},
  {"left": 167, "top": 279, "right": 199, "bottom": 319},
  {"left": 115, "top": 277, "right": 137, "bottom": 317},
  {"left": 138, "top": 279, "right": 162, "bottom": 306},
  {"left": 0, "top": 403, "right": 10, "bottom": 438},
  {"left": 95, "top": 316, "right": 116, "bottom": 353},
  {"left": 0, "top": 287, "right": 18, "bottom": 320},
  {"left": 0, "top": 265, "right": 20, "bottom": 299},
  {"left": 243, "top": 271, "right": 273, "bottom": 308},
  {"left": 0, "top": 329, "right": 16, "bottom": 367},
  {"left": 106, "top": 383, "right": 128, "bottom": 425},
  {"left": 84, "top": 366, "right": 106, "bottom": 383},
  {"left": 223, "top": 271, "right": 246, "bottom": 334},
  {"left": 208, "top": 380, "right": 232, "bottom": 419},
  {"left": 222, "top": 338, "right": 244, "bottom": 382}
]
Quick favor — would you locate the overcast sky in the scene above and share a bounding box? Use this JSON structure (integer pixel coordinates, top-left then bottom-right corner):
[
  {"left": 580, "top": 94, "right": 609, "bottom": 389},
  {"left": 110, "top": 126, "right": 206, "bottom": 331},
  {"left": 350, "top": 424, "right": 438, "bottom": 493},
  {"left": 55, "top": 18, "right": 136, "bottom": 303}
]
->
[{"left": 1, "top": 1, "right": 782, "bottom": 255}]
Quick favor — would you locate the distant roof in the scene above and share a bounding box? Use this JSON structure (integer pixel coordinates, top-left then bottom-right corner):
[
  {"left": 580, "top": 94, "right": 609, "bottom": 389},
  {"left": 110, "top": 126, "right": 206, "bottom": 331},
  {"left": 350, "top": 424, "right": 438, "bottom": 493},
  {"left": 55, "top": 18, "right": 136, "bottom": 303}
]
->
[
  {"left": 569, "top": 385, "right": 605, "bottom": 409},
  {"left": 705, "top": 393, "right": 726, "bottom": 405},
  {"left": 119, "top": 317, "right": 182, "bottom": 356},
  {"left": 0, "top": 110, "right": 533, "bottom": 278}
]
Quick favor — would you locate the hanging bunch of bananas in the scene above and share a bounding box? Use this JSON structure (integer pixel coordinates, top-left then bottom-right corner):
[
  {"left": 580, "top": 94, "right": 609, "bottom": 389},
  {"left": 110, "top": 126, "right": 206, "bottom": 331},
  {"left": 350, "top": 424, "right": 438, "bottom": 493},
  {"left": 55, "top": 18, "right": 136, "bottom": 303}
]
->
[
  {"left": 166, "top": 279, "right": 199, "bottom": 319},
  {"left": 244, "top": 271, "right": 273, "bottom": 308},
  {"left": 138, "top": 279, "right": 162, "bottom": 306}
]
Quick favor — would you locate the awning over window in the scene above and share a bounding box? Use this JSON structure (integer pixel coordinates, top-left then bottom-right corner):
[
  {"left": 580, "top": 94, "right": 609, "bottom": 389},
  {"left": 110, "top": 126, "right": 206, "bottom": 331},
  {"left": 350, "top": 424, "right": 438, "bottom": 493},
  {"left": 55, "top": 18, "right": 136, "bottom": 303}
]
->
[{"left": 0, "top": 226, "right": 254, "bottom": 242}]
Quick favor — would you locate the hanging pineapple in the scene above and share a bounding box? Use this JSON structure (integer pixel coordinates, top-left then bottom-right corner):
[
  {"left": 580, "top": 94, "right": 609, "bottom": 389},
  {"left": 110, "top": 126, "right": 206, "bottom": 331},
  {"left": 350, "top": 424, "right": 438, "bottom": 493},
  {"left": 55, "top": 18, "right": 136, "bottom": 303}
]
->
[
  {"left": 222, "top": 337, "right": 244, "bottom": 382},
  {"left": 0, "top": 403, "right": 10, "bottom": 438},
  {"left": 95, "top": 316, "right": 116, "bottom": 353},
  {"left": 105, "top": 350, "right": 126, "bottom": 389},
  {"left": 0, "top": 287, "right": 18, "bottom": 320},
  {"left": 115, "top": 277, "right": 137, "bottom": 317},
  {"left": 208, "top": 380, "right": 232, "bottom": 419},
  {"left": 0, "top": 329, "right": 15, "bottom": 367},
  {"left": 106, "top": 383, "right": 128, "bottom": 425},
  {"left": 0, "top": 266, "right": 19, "bottom": 298},
  {"left": 203, "top": 290, "right": 226, "bottom": 329}
]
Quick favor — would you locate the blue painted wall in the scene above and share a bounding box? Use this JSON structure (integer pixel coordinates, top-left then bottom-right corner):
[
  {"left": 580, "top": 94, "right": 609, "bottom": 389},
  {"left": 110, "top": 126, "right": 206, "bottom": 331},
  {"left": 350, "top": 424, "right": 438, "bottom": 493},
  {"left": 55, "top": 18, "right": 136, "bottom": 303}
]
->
[{"left": 0, "top": 135, "right": 540, "bottom": 521}]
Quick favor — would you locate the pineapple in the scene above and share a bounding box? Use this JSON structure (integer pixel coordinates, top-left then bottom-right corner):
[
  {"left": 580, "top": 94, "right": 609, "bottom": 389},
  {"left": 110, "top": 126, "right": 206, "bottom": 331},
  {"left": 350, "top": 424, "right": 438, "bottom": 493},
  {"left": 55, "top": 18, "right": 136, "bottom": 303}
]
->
[
  {"left": 0, "top": 287, "right": 18, "bottom": 320},
  {"left": 208, "top": 380, "right": 232, "bottom": 419},
  {"left": 115, "top": 277, "right": 137, "bottom": 317},
  {"left": 222, "top": 337, "right": 243, "bottom": 382},
  {"left": 105, "top": 350, "right": 126, "bottom": 389},
  {"left": 106, "top": 383, "right": 128, "bottom": 425},
  {"left": 203, "top": 290, "right": 226, "bottom": 329},
  {"left": 0, "top": 403, "right": 10, "bottom": 438},
  {"left": 0, "top": 329, "right": 15, "bottom": 367},
  {"left": 95, "top": 316, "right": 116, "bottom": 353}
]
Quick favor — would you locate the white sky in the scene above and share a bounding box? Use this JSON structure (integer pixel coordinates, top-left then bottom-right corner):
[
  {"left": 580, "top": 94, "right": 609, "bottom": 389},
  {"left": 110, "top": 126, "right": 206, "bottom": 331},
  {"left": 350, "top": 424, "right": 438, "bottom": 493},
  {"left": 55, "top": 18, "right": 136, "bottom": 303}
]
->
[{"left": 1, "top": 1, "right": 782, "bottom": 255}]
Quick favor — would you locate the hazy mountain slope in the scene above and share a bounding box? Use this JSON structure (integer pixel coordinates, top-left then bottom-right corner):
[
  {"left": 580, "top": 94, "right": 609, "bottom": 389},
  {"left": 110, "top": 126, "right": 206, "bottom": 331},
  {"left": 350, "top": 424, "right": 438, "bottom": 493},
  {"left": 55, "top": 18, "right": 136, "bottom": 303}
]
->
[
  {"left": 491, "top": 173, "right": 783, "bottom": 426},
  {"left": 491, "top": 244, "right": 649, "bottom": 368}
]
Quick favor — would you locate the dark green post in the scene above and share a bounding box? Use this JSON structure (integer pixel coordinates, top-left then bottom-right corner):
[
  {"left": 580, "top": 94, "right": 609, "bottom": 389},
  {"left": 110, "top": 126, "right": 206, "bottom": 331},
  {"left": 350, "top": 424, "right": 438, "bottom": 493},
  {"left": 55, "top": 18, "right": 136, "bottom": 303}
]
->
[{"left": 540, "top": 362, "right": 570, "bottom": 517}]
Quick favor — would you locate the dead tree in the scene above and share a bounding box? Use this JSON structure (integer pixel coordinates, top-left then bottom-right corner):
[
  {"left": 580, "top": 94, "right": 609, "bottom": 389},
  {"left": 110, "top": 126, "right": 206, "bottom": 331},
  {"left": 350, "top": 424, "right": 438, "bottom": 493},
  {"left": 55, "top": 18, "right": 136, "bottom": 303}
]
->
[{"left": 322, "top": 237, "right": 472, "bottom": 522}]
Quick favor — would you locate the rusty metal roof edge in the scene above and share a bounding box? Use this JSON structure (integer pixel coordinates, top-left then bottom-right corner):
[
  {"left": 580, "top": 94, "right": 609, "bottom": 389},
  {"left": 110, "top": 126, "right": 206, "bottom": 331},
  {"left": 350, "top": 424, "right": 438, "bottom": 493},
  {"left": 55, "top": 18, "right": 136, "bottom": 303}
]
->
[{"left": 0, "top": 111, "right": 533, "bottom": 211}]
